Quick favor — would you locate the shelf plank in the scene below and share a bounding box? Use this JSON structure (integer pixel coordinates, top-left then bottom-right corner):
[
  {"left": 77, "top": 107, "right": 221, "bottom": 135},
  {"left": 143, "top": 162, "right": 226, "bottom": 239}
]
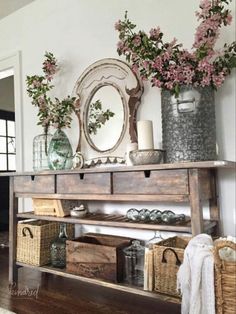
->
[
  {"left": 17, "top": 212, "right": 216, "bottom": 233},
  {"left": 1, "top": 160, "right": 235, "bottom": 177},
  {"left": 16, "top": 262, "right": 180, "bottom": 304},
  {"left": 15, "top": 193, "right": 189, "bottom": 202}
]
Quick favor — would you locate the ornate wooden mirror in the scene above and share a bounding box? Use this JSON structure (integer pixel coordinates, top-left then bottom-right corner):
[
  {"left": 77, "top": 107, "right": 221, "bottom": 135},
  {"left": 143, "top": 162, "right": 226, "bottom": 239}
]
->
[{"left": 73, "top": 58, "right": 143, "bottom": 166}]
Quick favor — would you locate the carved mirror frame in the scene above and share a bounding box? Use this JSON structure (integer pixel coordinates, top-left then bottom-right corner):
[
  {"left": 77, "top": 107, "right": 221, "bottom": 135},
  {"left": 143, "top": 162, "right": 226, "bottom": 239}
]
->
[{"left": 73, "top": 58, "right": 143, "bottom": 166}]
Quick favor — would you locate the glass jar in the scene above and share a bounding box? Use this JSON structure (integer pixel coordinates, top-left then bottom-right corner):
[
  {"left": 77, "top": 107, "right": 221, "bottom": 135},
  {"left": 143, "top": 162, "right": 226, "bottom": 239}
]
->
[
  {"left": 33, "top": 132, "right": 53, "bottom": 171},
  {"left": 161, "top": 210, "right": 175, "bottom": 224},
  {"left": 48, "top": 129, "right": 73, "bottom": 170},
  {"left": 123, "top": 240, "right": 145, "bottom": 287},
  {"left": 139, "top": 208, "right": 150, "bottom": 222},
  {"left": 126, "top": 208, "right": 140, "bottom": 222},
  {"left": 149, "top": 209, "right": 162, "bottom": 223},
  {"left": 50, "top": 223, "right": 68, "bottom": 268}
]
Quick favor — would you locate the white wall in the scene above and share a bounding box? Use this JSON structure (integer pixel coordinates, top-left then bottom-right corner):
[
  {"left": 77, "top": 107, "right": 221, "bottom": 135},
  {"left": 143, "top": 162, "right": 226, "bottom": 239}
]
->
[{"left": 0, "top": 0, "right": 235, "bottom": 237}]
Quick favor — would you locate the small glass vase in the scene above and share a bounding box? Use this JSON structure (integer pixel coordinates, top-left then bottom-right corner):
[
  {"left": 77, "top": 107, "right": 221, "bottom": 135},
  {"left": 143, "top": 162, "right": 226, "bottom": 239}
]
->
[
  {"left": 33, "top": 132, "right": 53, "bottom": 171},
  {"left": 50, "top": 223, "right": 68, "bottom": 268},
  {"left": 48, "top": 129, "right": 73, "bottom": 170}
]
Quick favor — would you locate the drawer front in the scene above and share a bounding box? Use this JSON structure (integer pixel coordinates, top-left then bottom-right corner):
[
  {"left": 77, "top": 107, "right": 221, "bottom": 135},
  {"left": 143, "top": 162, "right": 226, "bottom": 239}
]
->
[
  {"left": 113, "top": 169, "right": 189, "bottom": 195},
  {"left": 14, "top": 175, "right": 55, "bottom": 194},
  {"left": 56, "top": 173, "right": 111, "bottom": 194}
]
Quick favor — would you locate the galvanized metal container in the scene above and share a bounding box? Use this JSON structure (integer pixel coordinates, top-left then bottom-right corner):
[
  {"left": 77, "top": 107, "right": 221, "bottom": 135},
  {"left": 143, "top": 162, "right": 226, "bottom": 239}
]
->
[{"left": 161, "top": 86, "right": 217, "bottom": 163}]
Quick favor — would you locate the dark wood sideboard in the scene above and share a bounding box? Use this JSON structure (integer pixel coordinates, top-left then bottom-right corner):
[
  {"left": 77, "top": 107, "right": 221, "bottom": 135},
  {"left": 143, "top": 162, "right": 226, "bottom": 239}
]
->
[{"left": 3, "top": 160, "right": 235, "bottom": 302}]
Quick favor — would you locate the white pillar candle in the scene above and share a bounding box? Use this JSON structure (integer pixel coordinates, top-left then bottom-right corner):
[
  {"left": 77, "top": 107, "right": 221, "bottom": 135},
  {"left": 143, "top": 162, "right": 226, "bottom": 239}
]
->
[{"left": 137, "top": 120, "right": 154, "bottom": 150}]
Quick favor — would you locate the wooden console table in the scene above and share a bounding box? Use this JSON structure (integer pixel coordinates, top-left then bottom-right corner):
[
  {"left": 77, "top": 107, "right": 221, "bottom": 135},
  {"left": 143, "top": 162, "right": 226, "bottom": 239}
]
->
[{"left": 3, "top": 160, "right": 235, "bottom": 301}]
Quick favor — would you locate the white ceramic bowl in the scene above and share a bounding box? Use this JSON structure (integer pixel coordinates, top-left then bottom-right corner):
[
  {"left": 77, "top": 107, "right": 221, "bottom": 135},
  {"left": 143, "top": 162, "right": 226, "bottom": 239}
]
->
[{"left": 70, "top": 209, "right": 87, "bottom": 218}]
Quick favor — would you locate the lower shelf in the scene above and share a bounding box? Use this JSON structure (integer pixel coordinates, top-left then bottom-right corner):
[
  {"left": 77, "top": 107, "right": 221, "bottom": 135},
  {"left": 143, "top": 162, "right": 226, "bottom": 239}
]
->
[
  {"left": 17, "top": 212, "right": 217, "bottom": 233},
  {"left": 16, "top": 261, "right": 180, "bottom": 304}
]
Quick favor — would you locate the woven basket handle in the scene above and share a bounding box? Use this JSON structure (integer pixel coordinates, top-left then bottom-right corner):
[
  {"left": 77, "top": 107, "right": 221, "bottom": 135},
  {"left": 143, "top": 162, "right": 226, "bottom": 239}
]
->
[
  {"left": 214, "top": 240, "right": 236, "bottom": 266},
  {"left": 22, "top": 227, "right": 33, "bottom": 239},
  {"left": 161, "top": 248, "right": 181, "bottom": 266}
]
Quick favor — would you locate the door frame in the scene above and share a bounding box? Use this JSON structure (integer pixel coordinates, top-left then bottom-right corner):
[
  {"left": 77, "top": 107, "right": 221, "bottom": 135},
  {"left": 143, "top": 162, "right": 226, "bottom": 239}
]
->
[{"left": 0, "top": 51, "right": 23, "bottom": 171}]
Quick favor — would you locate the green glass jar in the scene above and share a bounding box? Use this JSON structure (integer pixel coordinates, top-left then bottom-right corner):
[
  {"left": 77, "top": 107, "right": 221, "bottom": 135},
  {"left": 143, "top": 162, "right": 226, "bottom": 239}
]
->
[
  {"left": 50, "top": 223, "right": 68, "bottom": 268},
  {"left": 48, "top": 129, "right": 73, "bottom": 170}
]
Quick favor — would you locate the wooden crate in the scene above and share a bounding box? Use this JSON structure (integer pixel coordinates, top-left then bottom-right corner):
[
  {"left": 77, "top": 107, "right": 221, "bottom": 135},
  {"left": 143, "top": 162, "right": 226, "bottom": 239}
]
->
[
  {"left": 66, "top": 233, "right": 132, "bottom": 283},
  {"left": 33, "top": 199, "right": 70, "bottom": 217}
]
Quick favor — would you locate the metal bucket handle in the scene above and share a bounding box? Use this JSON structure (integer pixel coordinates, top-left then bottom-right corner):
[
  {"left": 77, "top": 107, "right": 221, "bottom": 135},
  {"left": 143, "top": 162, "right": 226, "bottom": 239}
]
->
[
  {"left": 161, "top": 248, "right": 181, "bottom": 266},
  {"left": 177, "top": 97, "right": 196, "bottom": 114}
]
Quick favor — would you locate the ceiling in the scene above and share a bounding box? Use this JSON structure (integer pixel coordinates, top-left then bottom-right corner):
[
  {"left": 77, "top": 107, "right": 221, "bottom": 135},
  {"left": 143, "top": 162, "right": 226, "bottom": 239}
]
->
[{"left": 0, "top": 0, "right": 34, "bottom": 20}]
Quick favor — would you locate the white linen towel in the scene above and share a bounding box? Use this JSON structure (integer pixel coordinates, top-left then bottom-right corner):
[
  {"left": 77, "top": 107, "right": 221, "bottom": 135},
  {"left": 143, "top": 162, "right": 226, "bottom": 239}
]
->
[{"left": 177, "top": 234, "right": 215, "bottom": 314}]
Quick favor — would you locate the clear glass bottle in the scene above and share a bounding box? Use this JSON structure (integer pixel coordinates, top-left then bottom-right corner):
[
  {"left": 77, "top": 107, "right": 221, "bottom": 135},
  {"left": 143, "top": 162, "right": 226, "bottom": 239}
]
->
[
  {"left": 161, "top": 210, "right": 175, "bottom": 224},
  {"left": 123, "top": 240, "right": 145, "bottom": 287},
  {"left": 149, "top": 209, "right": 162, "bottom": 223},
  {"left": 146, "top": 231, "right": 163, "bottom": 249},
  {"left": 50, "top": 223, "right": 68, "bottom": 268},
  {"left": 33, "top": 132, "right": 53, "bottom": 171},
  {"left": 139, "top": 208, "right": 150, "bottom": 222},
  {"left": 126, "top": 208, "right": 140, "bottom": 221}
]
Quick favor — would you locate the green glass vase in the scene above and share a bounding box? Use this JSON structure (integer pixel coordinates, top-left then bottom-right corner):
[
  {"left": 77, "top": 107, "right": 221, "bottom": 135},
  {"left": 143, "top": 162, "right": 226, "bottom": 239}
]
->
[{"left": 48, "top": 129, "right": 73, "bottom": 170}]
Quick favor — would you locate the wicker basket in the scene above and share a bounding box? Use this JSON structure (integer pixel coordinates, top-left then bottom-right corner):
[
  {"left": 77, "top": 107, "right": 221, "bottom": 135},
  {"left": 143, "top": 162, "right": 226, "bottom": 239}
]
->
[
  {"left": 214, "top": 240, "right": 236, "bottom": 314},
  {"left": 17, "top": 220, "right": 74, "bottom": 266},
  {"left": 153, "top": 236, "right": 190, "bottom": 297}
]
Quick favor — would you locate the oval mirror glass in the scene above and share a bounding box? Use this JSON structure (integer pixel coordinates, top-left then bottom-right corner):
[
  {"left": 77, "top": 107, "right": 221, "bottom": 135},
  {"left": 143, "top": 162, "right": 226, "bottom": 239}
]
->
[{"left": 85, "top": 85, "right": 124, "bottom": 152}]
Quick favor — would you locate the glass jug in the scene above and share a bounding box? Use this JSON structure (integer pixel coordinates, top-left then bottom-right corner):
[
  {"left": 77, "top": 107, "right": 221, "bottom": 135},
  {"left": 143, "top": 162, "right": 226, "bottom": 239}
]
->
[
  {"left": 50, "top": 223, "right": 68, "bottom": 268},
  {"left": 123, "top": 240, "right": 145, "bottom": 287},
  {"left": 146, "top": 231, "right": 163, "bottom": 249}
]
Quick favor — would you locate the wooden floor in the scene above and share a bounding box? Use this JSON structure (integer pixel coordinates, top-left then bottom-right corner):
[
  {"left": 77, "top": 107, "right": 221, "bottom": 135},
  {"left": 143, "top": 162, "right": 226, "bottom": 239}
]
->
[{"left": 0, "top": 248, "right": 180, "bottom": 314}]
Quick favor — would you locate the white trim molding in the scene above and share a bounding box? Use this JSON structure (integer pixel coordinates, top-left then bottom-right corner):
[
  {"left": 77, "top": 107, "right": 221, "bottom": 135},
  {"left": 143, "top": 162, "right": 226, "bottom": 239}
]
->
[{"left": 0, "top": 51, "right": 24, "bottom": 172}]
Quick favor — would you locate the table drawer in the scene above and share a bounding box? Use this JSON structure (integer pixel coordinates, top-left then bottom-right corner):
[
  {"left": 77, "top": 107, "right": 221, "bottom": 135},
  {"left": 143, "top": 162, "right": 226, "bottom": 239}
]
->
[
  {"left": 56, "top": 173, "right": 111, "bottom": 194},
  {"left": 14, "top": 175, "right": 55, "bottom": 194},
  {"left": 113, "top": 169, "right": 189, "bottom": 195}
]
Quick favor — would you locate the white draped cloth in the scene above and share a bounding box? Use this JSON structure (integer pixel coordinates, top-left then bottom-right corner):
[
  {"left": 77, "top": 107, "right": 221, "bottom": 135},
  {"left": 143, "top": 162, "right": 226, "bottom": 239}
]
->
[{"left": 177, "top": 234, "right": 215, "bottom": 314}]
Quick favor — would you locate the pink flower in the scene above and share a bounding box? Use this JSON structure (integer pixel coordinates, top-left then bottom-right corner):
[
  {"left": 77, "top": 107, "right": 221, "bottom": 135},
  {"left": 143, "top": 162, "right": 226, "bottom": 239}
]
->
[
  {"left": 131, "top": 64, "right": 139, "bottom": 74},
  {"left": 183, "top": 67, "right": 194, "bottom": 85},
  {"left": 163, "top": 51, "right": 170, "bottom": 61},
  {"left": 193, "top": 15, "right": 221, "bottom": 49},
  {"left": 115, "top": 3, "right": 236, "bottom": 96},
  {"left": 43, "top": 60, "right": 57, "bottom": 76},
  {"left": 152, "top": 78, "right": 162, "bottom": 88},
  {"left": 149, "top": 27, "right": 161, "bottom": 40},
  {"left": 32, "top": 79, "right": 41, "bottom": 88},
  {"left": 114, "top": 20, "right": 122, "bottom": 31},
  {"left": 165, "top": 81, "right": 174, "bottom": 90},
  {"left": 37, "top": 96, "right": 46, "bottom": 106},
  {"left": 117, "top": 41, "right": 130, "bottom": 54},
  {"left": 196, "top": 0, "right": 212, "bottom": 19},
  {"left": 153, "top": 56, "right": 163, "bottom": 72},
  {"left": 226, "top": 14, "right": 232, "bottom": 25},
  {"left": 212, "top": 72, "right": 226, "bottom": 87},
  {"left": 168, "top": 38, "right": 178, "bottom": 49},
  {"left": 142, "top": 60, "right": 151, "bottom": 70},
  {"left": 132, "top": 35, "right": 141, "bottom": 47}
]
